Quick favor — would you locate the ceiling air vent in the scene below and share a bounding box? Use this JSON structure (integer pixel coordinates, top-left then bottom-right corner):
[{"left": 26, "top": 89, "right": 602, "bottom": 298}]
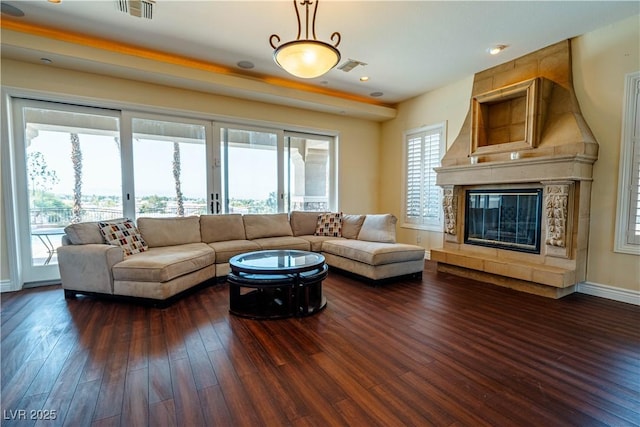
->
[
  {"left": 116, "top": 0, "right": 155, "bottom": 19},
  {"left": 337, "top": 59, "right": 367, "bottom": 73}
]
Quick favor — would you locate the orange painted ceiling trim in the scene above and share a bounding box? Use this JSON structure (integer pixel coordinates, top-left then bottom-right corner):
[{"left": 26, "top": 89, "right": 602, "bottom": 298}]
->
[{"left": 1, "top": 18, "right": 392, "bottom": 108}]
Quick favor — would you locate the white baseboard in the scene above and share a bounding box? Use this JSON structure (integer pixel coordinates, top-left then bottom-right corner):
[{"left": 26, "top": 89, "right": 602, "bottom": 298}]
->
[
  {"left": 0, "top": 279, "right": 19, "bottom": 293},
  {"left": 578, "top": 281, "right": 640, "bottom": 306}
]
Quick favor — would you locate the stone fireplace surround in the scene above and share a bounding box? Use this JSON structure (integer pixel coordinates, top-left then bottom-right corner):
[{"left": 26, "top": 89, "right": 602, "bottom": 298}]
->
[{"left": 432, "top": 40, "right": 598, "bottom": 298}]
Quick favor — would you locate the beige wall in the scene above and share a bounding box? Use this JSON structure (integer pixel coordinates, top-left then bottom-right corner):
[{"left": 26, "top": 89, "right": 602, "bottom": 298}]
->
[
  {"left": 0, "top": 59, "right": 380, "bottom": 284},
  {"left": 572, "top": 15, "right": 640, "bottom": 291},
  {"left": 379, "top": 76, "right": 473, "bottom": 253},
  {"left": 380, "top": 15, "right": 639, "bottom": 292}
]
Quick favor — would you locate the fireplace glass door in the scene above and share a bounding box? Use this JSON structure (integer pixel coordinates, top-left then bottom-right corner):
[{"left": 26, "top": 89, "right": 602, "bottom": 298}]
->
[{"left": 465, "top": 189, "right": 542, "bottom": 253}]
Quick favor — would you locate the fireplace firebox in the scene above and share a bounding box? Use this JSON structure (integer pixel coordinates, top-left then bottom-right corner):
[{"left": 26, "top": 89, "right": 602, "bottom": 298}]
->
[{"left": 464, "top": 189, "right": 542, "bottom": 254}]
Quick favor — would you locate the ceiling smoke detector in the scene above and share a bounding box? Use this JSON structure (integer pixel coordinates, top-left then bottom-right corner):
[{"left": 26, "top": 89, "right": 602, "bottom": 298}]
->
[
  {"left": 337, "top": 59, "right": 367, "bottom": 73},
  {"left": 116, "top": 0, "right": 154, "bottom": 19}
]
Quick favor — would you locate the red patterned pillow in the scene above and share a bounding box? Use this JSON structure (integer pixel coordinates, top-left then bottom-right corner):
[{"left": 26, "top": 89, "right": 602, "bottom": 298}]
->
[
  {"left": 98, "top": 219, "right": 148, "bottom": 256},
  {"left": 314, "top": 212, "right": 343, "bottom": 237}
]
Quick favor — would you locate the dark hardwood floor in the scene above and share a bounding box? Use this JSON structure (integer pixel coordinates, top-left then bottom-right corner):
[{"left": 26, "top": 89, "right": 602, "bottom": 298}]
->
[{"left": 2, "top": 261, "right": 639, "bottom": 427}]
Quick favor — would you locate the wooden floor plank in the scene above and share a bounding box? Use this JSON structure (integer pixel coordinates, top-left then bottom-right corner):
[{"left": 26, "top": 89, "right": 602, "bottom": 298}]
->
[
  {"left": 1, "top": 261, "right": 638, "bottom": 426},
  {"left": 168, "top": 357, "right": 205, "bottom": 426},
  {"left": 120, "top": 368, "right": 149, "bottom": 427}
]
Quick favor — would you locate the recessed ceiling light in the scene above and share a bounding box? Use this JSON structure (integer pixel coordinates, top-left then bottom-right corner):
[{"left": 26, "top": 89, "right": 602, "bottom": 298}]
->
[
  {"left": 360, "top": 76, "right": 369, "bottom": 82},
  {"left": 488, "top": 45, "right": 508, "bottom": 55},
  {"left": 370, "top": 91, "right": 383, "bottom": 98},
  {"left": 237, "top": 60, "right": 254, "bottom": 69},
  {"left": 1, "top": 2, "right": 25, "bottom": 17}
]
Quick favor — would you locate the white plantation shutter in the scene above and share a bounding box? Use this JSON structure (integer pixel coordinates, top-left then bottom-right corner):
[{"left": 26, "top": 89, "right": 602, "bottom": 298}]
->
[
  {"left": 615, "top": 71, "right": 640, "bottom": 253},
  {"left": 403, "top": 123, "right": 445, "bottom": 231},
  {"left": 627, "top": 81, "right": 640, "bottom": 245},
  {"left": 405, "top": 135, "right": 423, "bottom": 220}
]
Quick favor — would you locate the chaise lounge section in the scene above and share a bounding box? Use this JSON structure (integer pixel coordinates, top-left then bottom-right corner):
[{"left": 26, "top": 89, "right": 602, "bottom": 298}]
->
[{"left": 58, "top": 212, "right": 425, "bottom": 306}]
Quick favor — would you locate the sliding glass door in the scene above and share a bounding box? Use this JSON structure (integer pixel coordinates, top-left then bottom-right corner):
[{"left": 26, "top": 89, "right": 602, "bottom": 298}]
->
[
  {"left": 217, "top": 125, "right": 283, "bottom": 213},
  {"left": 131, "top": 116, "right": 210, "bottom": 217},
  {"left": 6, "top": 98, "right": 336, "bottom": 288},
  {"left": 214, "top": 126, "right": 336, "bottom": 214},
  {"left": 11, "top": 99, "right": 121, "bottom": 283},
  {"left": 285, "top": 132, "right": 335, "bottom": 212}
]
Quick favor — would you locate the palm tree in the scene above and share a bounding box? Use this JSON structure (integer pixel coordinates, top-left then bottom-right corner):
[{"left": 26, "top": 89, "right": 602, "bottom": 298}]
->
[
  {"left": 173, "top": 142, "right": 184, "bottom": 216},
  {"left": 70, "top": 133, "right": 83, "bottom": 223}
]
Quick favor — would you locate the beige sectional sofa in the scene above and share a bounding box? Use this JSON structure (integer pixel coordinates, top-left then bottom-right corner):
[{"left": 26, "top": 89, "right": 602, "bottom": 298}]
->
[{"left": 58, "top": 212, "right": 425, "bottom": 306}]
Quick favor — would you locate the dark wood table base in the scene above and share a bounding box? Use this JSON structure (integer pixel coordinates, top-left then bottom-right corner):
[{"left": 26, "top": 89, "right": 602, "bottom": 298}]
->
[{"left": 228, "top": 265, "right": 328, "bottom": 319}]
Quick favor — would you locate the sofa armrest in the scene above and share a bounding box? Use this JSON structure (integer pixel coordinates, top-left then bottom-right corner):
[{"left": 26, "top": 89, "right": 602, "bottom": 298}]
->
[{"left": 58, "top": 244, "right": 124, "bottom": 295}]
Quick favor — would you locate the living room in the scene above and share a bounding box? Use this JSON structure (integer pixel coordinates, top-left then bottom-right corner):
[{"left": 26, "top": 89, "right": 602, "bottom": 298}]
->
[
  {"left": 1, "top": 1, "right": 638, "bottom": 301},
  {"left": 1, "top": 1, "right": 639, "bottom": 425}
]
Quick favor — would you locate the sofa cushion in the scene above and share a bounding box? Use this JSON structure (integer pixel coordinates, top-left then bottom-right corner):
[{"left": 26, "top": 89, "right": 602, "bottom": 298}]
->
[
  {"left": 200, "top": 214, "right": 246, "bottom": 242},
  {"left": 357, "top": 214, "right": 397, "bottom": 243},
  {"left": 98, "top": 219, "right": 148, "bottom": 256},
  {"left": 322, "top": 240, "right": 424, "bottom": 266},
  {"left": 342, "top": 214, "right": 366, "bottom": 240},
  {"left": 298, "top": 235, "right": 344, "bottom": 252},
  {"left": 207, "top": 240, "right": 260, "bottom": 263},
  {"left": 243, "top": 213, "right": 293, "bottom": 240},
  {"left": 251, "top": 236, "right": 310, "bottom": 251},
  {"left": 137, "top": 216, "right": 201, "bottom": 248},
  {"left": 112, "top": 243, "right": 215, "bottom": 282},
  {"left": 290, "top": 211, "right": 325, "bottom": 236},
  {"left": 64, "top": 218, "right": 126, "bottom": 245},
  {"left": 315, "top": 212, "right": 342, "bottom": 237}
]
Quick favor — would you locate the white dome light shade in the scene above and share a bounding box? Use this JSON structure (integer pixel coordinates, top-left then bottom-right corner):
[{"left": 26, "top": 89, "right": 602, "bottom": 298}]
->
[{"left": 274, "top": 40, "right": 341, "bottom": 79}]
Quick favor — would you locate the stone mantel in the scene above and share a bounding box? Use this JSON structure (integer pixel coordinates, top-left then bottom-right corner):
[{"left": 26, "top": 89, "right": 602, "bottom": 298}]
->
[
  {"left": 432, "top": 40, "right": 598, "bottom": 299},
  {"left": 435, "top": 154, "right": 596, "bottom": 187}
]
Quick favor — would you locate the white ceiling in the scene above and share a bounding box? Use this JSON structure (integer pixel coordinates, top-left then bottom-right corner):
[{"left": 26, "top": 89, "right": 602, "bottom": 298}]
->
[{"left": 1, "top": 0, "right": 638, "bottom": 106}]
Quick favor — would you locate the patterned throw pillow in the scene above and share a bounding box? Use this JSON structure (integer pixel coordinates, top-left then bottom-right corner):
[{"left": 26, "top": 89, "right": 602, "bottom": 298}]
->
[
  {"left": 314, "top": 212, "right": 343, "bottom": 237},
  {"left": 98, "top": 219, "right": 148, "bottom": 256}
]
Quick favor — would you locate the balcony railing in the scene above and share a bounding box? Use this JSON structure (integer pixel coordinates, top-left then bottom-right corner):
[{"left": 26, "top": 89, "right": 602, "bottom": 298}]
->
[{"left": 30, "top": 206, "right": 207, "bottom": 228}]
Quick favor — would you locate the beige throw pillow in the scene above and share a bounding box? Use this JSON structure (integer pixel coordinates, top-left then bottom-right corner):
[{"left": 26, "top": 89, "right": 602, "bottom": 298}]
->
[
  {"left": 341, "top": 214, "right": 366, "bottom": 239},
  {"left": 357, "top": 214, "right": 397, "bottom": 243}
]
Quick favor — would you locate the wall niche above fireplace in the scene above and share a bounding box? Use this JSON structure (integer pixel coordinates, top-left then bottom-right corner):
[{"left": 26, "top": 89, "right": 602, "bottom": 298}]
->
[{"left": 471, "top": 77, "right": 552, "bottom": 156}]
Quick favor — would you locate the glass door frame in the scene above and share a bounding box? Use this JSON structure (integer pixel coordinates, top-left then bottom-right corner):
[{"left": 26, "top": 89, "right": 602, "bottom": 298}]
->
[
  {"left": 284, "top": 131, "right": 338, "bottom": 212},
  {"left": 214, "top": 122, "right": 286, "bottom": 214},
  {"left": 121, "top": 111, "right": 215, "bottom": 218},
  {"left": 8, "top": 98, "right": 122, "bottom": 286}
]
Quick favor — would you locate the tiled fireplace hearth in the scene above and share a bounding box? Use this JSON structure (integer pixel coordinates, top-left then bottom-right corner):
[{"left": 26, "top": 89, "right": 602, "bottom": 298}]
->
[{"left": 432, "top": 40, "right": 598, "bottom": 298}]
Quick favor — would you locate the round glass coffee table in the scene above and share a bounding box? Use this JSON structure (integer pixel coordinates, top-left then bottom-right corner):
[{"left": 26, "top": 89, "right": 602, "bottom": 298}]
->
[{"left": 228, "top": 250, "right": 328, "bottom": 319}]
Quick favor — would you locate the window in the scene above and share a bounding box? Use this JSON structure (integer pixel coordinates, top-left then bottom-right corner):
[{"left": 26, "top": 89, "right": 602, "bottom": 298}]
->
[
  {"left": 285, "top": 132, "right": 335, "bottom": 212},
  {"left": 218, "top": 125, "right": 281, "bottom": 214},
  {"left": 615, "top": 71, "right": 640, "bottom": 254},
  {"left": 4, "top": 94, "right": 337, "bottom": 288},
  {"left": 402, "top": 123, "right": 446, "bottom": 231},
  {"left": 214, "top": 125, "right": 337, "bottom": 214},
  {"left": 131, "top": 116, "right": 209, "bottom": 217},
  {"left": 9, "top": 99, "right": 121, "bottom": 283}
]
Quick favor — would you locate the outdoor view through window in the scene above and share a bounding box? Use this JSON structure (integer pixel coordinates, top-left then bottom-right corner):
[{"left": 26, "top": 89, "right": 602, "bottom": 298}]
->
[{"left": 22, "top": 107, "right": 332, "bottom": 269}]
